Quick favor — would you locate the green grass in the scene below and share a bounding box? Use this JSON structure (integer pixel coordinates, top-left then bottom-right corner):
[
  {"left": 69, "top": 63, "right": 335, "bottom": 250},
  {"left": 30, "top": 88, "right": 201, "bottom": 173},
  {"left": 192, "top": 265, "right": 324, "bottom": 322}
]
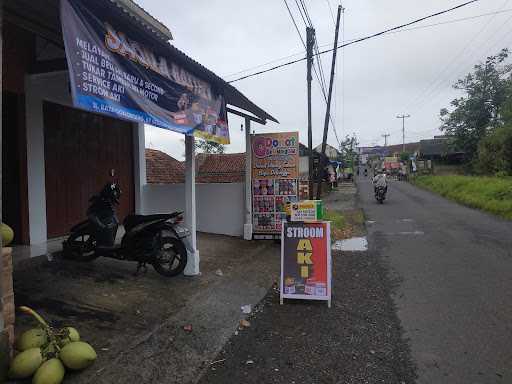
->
[
  {"left": 323, "top": 209, "right": 346, "bottom": 231},
  {"left": 412, "top": 175, "right": 512, "bottom": 220}
]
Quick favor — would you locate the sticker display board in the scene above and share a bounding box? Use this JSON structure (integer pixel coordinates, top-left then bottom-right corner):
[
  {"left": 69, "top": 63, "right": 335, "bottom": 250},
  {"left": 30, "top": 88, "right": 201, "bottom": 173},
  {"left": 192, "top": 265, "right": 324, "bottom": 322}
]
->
[
  {"left": 251, "top": 132, "right": 299, "bottom": 236},
  {"left": 280, "top": 221, "right": 332, "bottom": 307}
]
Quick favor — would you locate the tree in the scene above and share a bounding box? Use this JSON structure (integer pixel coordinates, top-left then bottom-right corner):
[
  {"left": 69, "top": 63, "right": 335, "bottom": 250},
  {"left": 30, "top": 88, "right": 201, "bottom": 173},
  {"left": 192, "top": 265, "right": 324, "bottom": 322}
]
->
[
  {"left": 194, "top": 139, "right": 225, "bottom": 154},
  {"left": 400, "top": 152, "right": 410, "bottom": 162},
  {"left": 440, "top": 49, "right": 512, "bottom": 166},
  {"left": 338, "top": 134, "right": 359, "bottom": 168},
  {"left": 476, "top": 125, "right": 512, "bottom": 175}
]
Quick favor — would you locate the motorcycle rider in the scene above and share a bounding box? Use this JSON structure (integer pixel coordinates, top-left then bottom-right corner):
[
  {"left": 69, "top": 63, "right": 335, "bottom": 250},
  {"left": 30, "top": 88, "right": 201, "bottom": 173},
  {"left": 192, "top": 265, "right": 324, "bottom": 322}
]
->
[{"left": 372, "top": 168, "right": 388, "bottom": 195}]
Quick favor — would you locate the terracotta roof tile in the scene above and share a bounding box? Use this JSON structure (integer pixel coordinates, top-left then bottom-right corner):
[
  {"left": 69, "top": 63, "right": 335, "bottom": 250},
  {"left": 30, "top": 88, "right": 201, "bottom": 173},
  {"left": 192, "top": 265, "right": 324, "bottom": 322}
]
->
[
  {"left": 146, "top": 149, "right": 184, "bottom": 184},
  {"left": 196, "top": 153, "right": 246, "bottom": 183},
  {"left": 145, "top": 149, "right": 245, "bottom": 184}
]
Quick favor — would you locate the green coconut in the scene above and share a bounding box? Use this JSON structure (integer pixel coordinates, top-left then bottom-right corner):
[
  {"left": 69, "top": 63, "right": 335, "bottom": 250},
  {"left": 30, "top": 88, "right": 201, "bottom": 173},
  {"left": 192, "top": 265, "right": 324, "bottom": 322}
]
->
[
  {"left": 59, "top": 327, "right": 80, "bottom": 346},
  {"left": 59, "top": 341, "right": 97, "bottom": 370},
  {"left": 32, "top": 358, "right": 65, "bottom": 384},
  {"left": 1, "top": 222, "right": 14, "bottom": 246},
  {"left": 17, "top": 328, "right": 48, "bottom": 351},
  {"left": 8, "top": 347, "right": 43, "bottom": 379}
]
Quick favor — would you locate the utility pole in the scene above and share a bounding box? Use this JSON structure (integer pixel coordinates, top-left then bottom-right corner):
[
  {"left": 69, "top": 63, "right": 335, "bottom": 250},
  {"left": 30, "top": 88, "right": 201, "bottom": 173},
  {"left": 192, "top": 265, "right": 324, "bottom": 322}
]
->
[
  {"left": 316, "top": 5, "right": 343, "bottom": 200},
  {"left": 382, "top": 133, "right": 390, "bottom": 147},
  {"left": 307, "top": 27, "right": 314, "bottom": 200},
  {"left": 396, "top": 114, "right": 410, "bottom": 153}
]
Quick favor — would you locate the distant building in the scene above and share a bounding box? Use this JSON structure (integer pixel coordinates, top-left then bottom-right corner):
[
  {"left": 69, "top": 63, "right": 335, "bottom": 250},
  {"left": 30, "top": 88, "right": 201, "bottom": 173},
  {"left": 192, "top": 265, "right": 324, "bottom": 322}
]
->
[
  {"left": 314, "top": 143, "right": 341, "bottom": 161},
  {"left": 419, "top": 136, "right": 464, "bottom": 162}
]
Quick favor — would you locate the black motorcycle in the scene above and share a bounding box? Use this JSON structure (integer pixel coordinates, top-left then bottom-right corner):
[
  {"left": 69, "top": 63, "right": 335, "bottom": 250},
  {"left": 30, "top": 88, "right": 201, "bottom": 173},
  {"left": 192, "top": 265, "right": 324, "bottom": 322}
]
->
[
  {"left": 375, "top": 186, "right": 387, "bottom": 204},
  {"left": 62, "top": 181, "right": 189, "bottom": 277}
]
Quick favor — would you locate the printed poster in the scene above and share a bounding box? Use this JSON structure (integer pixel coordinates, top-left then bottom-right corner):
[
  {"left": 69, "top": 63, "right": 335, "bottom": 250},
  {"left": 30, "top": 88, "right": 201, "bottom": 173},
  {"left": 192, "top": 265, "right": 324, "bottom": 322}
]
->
[
  {"left": 281, "top": 221, "right": 332, "bottom": 306},
  {"left": 61, "top": 0, "right": 229, "bottom": 144},
  {"left": 251, "top": 132, "right": 299, "bottom": 179}
]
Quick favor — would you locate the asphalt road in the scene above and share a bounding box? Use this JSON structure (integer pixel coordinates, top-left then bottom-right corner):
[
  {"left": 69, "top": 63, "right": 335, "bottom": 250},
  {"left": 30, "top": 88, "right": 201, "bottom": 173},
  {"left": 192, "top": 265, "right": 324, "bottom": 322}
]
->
[{"left": 358, "top": 176, "right": 512, "bottom": 383}]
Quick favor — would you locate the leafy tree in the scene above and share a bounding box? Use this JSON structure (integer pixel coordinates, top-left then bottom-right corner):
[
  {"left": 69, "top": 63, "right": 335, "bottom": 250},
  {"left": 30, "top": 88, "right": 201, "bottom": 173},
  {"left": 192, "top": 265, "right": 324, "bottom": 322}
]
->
[
  {"left": 195, "top": 139, "right": 225, "bottom": 154},
  {"left": 440, "top": 49, "right": 512, "bottom": 165},
  {"left": 476, "top": 124, "right": 512, "bottom": 176},
  {"left": 400, "top": 152, "right": 410, "bottom": 162},
  {"left": 338, "top": 134, "right": 359, "bottom": 167}
]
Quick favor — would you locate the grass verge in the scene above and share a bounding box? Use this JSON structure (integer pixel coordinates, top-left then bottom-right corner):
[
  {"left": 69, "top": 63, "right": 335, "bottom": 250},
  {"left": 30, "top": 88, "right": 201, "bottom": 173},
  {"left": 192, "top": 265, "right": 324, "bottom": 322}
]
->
[
  {"left": 324, "top": 208, "right": 366, "bottom": 240},
  {"left": 411, "top": 175, "right": 512, "bottom": 220}
]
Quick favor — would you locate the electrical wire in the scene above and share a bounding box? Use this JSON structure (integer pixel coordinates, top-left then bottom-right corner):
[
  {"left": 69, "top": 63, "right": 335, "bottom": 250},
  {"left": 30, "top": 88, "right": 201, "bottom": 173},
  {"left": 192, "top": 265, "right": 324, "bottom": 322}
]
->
[
  {"left": 224, "top": 8, "right": 512, "bottom": 80},
  {"left": 282, "top": 0, "right": 340, "bottom": 145},
  {"left": 326, "top": 0, "right": 336, "bottom": 25},
  {"left": 405, "top": 0, "right": 510, "bottom": 113},
  {"left": 228, "top": 0, "right": 480, "bottom": 83}
]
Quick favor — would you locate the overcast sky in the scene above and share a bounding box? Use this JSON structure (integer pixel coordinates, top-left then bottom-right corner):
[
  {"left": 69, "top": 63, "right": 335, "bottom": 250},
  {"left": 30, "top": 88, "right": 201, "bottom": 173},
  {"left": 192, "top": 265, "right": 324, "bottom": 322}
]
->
[{"left": 139, "top": 0, "right": 512, "bottom": 159}]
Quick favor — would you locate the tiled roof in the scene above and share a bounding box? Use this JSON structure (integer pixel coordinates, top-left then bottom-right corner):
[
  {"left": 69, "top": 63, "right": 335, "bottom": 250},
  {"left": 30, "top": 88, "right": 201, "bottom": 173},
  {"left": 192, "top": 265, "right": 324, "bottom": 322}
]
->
[
  {"left": 146, "top": 149, "right": 184, "bottom": 184},
  {"left": 196, "top": 153, "right": 246, "bottom": 183},
  {"left": 145, "top": 149, "right": 246, "bottom": 184}
]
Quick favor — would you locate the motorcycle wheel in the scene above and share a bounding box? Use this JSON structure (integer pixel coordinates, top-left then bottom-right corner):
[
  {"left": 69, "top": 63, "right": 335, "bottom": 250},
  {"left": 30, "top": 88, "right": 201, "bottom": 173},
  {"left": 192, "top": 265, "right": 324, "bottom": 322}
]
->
[
  {"left": 63, "top": 230, "right": 98, "bottom": 261},
  {"left": 153, "top": 236, "right": 187, "bottom": 277}
]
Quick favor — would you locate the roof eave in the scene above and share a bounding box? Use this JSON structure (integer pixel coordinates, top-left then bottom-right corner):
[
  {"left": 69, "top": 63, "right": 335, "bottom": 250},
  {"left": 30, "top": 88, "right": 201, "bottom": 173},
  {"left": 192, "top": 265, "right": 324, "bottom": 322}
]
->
[{"left": 110, "top": 0, "right": 173, "bottom": 42}]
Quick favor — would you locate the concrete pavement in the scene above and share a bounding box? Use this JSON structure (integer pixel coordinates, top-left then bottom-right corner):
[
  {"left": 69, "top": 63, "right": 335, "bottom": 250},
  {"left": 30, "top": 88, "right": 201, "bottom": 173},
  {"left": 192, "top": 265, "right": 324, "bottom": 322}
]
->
[{"left": 358, "top": 176, "right": 512, "bottom": 383}]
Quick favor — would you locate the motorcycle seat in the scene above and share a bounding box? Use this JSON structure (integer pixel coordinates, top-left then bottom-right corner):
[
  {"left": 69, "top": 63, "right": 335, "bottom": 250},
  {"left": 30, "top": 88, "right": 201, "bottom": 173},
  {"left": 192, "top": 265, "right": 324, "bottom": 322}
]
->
[{"left": 123, "top": 212, "right": 182, "bottom": 232}]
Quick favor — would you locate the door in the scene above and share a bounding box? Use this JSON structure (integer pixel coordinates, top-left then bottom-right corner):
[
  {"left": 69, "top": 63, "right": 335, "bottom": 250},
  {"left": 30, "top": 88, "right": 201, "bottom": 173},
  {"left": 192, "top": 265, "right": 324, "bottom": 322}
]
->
[
  {"left": 2, "top": 92, "right": 29, "bottom": 243},
  {"left": 43, "top": 102, "right": 135, "bottom": 238}
]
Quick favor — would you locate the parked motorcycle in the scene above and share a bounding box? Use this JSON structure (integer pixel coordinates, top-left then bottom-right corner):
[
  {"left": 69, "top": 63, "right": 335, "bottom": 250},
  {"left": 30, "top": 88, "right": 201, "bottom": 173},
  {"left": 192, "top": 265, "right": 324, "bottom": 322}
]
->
[
  {"left": 62, "top": 179, "right": 189, "bottom": 277},
  {"left": 375, "top": 186, "right": 386, "bottom": 204}
]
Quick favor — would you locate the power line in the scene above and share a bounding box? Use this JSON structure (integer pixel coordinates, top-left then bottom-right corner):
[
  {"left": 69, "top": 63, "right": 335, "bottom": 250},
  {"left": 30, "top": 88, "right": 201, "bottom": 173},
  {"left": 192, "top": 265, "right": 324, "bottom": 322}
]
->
[
  {"left": 228, "top": 0, "right": 480, "bottom": 83},
  {"left": 409, "top": 4, "right": 512, "bottom": 116},
  {"left": 294, "top": 0, "right": 309, "bottom": 28},
  {"left": 405, "top": 0, "right": 510, "bottom": 113},
  {"left": 224, "top": 7, "right": 512, "bottom": 81},
  {"left": 326, "top": 0, "right": 336, "bottom": 25},
  {"left": 299, "top": 0, "right": 314, "bottom": 28},
  {"left": 282, "top": 0, "right": 340, "bottom": 145},
  {"left": 283, "top": 0, "right": 306, "bottom": 47}
]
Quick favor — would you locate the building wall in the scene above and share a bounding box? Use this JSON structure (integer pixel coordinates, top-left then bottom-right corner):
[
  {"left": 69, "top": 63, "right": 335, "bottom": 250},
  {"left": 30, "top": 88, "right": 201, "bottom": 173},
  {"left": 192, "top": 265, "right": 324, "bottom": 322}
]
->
[
  {"left": 24, "top": 71, "right": 145, "bottom": 244},
  {"left": 142, "top": 183, "right": 245, "bottom": 237}
]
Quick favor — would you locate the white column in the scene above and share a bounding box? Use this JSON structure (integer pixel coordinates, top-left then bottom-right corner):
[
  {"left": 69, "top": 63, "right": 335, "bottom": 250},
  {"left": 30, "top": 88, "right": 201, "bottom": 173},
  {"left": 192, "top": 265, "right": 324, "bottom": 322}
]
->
[
  {"left": 243, "top": 118, "right": 253, "bottom": 240},
  {"left": 133, "top": 123, "right": 146, "bottom": 214},
  {"left": 25, "top": 78, "right": 48, "bottom": 245},
  {"left": 184, "top": 135, "right": 199, "bottom": 276}
]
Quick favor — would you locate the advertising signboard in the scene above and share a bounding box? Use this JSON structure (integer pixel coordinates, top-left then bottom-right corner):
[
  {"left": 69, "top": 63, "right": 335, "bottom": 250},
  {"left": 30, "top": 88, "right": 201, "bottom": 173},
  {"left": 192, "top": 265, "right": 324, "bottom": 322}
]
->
[
  {"left": 61, "top": 0, "right": 229, "bottom": 144},
  {"left": 289, "top": 200, "right": 324, "bottom": 222},
  {"left": 251, "top": 132, "right": 299, "bottom": 236},
  {"left": 281, "top": 221, "right": 332, "bottom": 307}
]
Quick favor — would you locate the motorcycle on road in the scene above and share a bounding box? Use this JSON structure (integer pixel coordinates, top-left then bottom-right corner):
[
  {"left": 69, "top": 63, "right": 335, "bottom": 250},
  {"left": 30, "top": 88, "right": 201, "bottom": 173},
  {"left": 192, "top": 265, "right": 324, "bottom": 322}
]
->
[
  {"left": 62, "top": 179, "right": 189, "bottom": 277},
  {"left": 375, "top": 186, "right": 387, "bottom": 204}
]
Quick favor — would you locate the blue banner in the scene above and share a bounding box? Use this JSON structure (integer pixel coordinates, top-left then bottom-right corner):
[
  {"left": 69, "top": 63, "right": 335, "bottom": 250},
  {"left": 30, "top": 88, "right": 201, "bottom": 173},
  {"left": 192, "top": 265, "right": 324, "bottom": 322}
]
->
[{"left": 61, "top": 0, "right": 230, "bottom": 143}]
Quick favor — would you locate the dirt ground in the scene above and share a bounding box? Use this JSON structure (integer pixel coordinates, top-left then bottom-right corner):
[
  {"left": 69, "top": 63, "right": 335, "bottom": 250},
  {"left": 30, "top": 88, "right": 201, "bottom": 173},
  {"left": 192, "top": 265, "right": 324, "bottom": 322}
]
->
[
  {"left": 198, "top": 183, "right": 417, "bottom": 384},
  {"left": 10, "top": 233, "right": 280, "bottom": 384}
]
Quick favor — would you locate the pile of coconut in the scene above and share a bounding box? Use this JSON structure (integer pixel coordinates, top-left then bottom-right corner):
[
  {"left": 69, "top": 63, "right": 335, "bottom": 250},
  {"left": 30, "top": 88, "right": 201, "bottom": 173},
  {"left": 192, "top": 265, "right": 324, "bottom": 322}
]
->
[{"left": 8, "top": 306, "right": 97, "bottom": 384}]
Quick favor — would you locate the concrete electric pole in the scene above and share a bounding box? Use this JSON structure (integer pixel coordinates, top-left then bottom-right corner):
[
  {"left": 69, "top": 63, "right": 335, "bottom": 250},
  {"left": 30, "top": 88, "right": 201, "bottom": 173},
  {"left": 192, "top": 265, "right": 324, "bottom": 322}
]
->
[
  {"left": 396, "top": 114, "right": 410, "bottom": 153},
  {"left": 316, "top": 5, "right": 343, "bottom": 200},
  {"left": 382, "top": 133, "right": 390, "bottom": 147},
  {"left": 306, "top": 27, "right": 314, "bottom": 200}
]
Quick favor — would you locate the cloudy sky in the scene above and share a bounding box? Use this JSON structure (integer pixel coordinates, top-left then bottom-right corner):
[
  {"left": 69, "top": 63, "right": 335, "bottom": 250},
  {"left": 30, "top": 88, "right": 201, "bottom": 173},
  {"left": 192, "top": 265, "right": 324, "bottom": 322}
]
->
[{"left": 139, "top": 0, "right": 512, "bottom": 159}]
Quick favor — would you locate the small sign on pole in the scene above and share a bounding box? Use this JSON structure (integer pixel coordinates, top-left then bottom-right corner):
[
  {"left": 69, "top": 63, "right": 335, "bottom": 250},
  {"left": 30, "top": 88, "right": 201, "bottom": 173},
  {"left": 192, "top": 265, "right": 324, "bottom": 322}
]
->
[{"left": 280, "top": 221, "right": 332, "bottom": 307}]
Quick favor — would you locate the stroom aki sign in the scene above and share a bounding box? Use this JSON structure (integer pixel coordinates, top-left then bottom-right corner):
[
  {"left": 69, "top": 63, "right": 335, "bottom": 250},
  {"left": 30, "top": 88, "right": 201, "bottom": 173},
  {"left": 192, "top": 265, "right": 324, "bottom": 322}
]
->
[
  {"left": 61, "top": 0, "right": 229, "bottom": 144},
  {"left": 281, "top": 221, "right": 332, "bottom": 307}
]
